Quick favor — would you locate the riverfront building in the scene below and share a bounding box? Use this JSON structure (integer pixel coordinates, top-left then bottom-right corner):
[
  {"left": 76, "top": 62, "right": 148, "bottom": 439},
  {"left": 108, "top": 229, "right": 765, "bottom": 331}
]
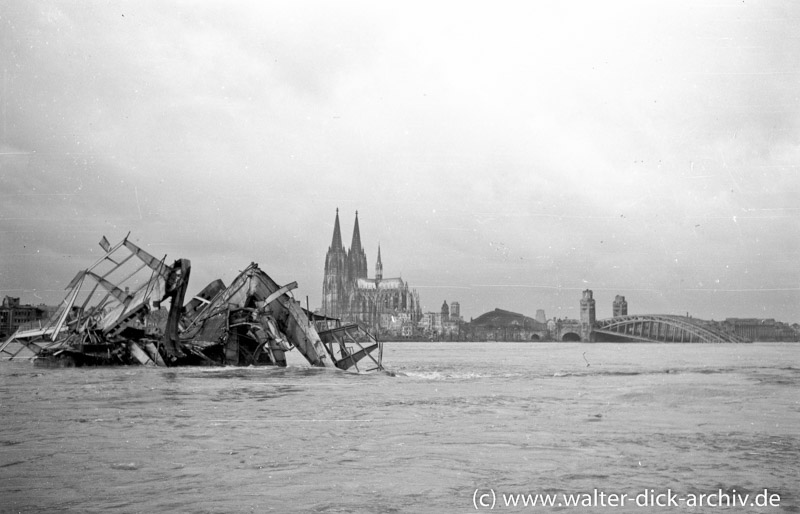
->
[{"left": 0, "top": 296, "right": 57, "bottom": 339}]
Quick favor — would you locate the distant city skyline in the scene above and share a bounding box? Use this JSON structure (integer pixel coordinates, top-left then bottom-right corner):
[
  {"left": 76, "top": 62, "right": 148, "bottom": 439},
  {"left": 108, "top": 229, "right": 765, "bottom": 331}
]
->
[
  {"left": 0, "top": 223, "right": 796, "bottom": 324},
  {"left": 1, "top": 2, "right": 797, "bottom": 323}
]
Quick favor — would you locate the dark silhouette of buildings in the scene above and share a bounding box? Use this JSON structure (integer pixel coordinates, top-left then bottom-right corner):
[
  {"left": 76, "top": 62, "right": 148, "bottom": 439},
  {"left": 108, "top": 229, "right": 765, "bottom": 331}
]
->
[{"left": 465, "top": 308, "right": 548, "bottom": 341}]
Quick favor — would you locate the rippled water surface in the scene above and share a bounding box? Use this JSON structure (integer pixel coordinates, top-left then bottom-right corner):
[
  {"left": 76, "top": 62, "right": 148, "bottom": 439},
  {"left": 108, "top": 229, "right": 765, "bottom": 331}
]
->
[{"left": 1, "top": 343, "right": 798, "bottom": 513}]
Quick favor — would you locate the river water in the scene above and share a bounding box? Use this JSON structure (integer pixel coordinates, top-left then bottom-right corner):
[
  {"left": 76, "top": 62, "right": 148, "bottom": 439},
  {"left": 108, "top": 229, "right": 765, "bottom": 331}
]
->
[{"left": 1, "top": 342, "right": 797, "bottom": 513}]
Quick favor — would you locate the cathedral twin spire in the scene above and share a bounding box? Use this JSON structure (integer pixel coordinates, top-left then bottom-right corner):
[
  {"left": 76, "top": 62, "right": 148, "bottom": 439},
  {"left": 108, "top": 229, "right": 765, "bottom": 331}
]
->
[
  {"left": 331, "top": 208, "right": 367, "bottom": 253},
  {"left": 322, "top": 209, "right": 374, "bottom": 317},
  {"left": 376, "top": 243, "right": 383, "bottom": 281},
  {"left": 330, "top": 208, "right": 344, "bottom": 251},
  {"left": 326, "top": 209, "right": 387, "bottom": 282},
  {"left": 335, "top": 210, "right": 367, "bottom": 281},
  {"left": 350, "top": 210, "right": 363, "bottom": 255}
]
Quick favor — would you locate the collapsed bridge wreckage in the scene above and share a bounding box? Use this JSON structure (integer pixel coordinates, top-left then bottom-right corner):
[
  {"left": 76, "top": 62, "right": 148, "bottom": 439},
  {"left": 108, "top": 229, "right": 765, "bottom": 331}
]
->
[{"left": 0, "top": 236, "right": 383, "bottom": 372}]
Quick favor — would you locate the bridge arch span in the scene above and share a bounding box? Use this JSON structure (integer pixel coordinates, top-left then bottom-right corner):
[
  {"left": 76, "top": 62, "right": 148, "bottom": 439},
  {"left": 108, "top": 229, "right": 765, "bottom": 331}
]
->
[{"left": 592, "top": 315, "right": 749, "bottom": 344}]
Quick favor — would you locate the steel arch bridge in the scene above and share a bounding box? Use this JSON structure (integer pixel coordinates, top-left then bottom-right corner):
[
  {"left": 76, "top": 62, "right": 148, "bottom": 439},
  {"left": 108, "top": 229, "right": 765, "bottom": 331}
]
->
[{"left": 593, "top": 315, "right": 750, "bottom": 344}]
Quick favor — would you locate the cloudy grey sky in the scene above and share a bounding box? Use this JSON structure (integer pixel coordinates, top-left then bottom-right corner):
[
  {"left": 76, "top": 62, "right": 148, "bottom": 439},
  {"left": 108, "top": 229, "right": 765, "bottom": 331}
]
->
[{"left": 1, "top": 1, "right": 798, "bottom": 322}]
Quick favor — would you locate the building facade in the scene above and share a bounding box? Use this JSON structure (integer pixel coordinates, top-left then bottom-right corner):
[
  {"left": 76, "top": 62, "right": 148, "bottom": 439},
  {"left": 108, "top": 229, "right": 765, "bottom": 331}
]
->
[
  {"left": 718, "top": 318, "right": 798, "bottom": 342},
  {"left": 0, "top": 296, "right": 57, "bottom": 339},
  {"left": 321, "top": 210, "right": 421, "bottom": 334}
]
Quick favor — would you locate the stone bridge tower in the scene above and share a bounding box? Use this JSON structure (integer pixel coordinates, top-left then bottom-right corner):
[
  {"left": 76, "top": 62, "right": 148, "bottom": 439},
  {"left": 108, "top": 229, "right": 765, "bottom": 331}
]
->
[
  {"left": 613, "top": 295, "right": 628, "bottom": 317},
  {"left": 580, "top": 289, "right": 596, "bottom": 341}
]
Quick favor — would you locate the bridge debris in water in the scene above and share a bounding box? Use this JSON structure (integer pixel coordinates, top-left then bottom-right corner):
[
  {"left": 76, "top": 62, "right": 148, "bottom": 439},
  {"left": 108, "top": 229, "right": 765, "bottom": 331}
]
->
[{"left": 0, "top": 235, "right": 383, "bottom": 372}]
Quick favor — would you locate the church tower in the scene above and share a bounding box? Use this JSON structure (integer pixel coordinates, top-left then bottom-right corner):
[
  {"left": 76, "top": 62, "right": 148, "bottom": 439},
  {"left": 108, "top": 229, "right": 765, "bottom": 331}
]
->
[
  {"left": 347, "top": 211, "right": 368, "bottom": 282},
  {"left": 375, "top": 244, "right": 383, "bottom": 281},
  {"left": 322, "top": 209, "right": 347, "bottom": 318}
]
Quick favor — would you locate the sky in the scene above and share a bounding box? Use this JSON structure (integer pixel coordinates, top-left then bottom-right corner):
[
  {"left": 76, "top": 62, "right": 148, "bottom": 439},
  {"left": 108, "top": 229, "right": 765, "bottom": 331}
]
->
[{"left": 1, "top": 1, "right": 798, "bottom": 322}]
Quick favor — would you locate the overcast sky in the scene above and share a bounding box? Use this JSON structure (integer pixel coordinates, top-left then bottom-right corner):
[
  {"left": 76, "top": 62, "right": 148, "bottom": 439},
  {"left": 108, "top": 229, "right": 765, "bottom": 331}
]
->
[{"left": 1, "top": 1, "right": 798, "bottom": 322}]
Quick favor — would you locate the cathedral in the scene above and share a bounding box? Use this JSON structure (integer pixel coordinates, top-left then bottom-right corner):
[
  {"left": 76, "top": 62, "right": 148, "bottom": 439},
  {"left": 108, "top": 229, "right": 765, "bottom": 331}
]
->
[{"left": 321, "top": 210, "right": 421, "bottom": 334}]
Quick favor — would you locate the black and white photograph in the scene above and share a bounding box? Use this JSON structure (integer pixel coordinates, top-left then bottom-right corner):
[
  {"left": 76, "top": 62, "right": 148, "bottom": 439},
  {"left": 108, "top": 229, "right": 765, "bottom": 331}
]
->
[{"left": 1, "top": 1, "right": 798, "bottom": 512}]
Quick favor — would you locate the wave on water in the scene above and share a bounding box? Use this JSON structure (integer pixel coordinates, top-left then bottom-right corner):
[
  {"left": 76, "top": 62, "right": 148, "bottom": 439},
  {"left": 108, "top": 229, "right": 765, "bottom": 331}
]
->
[
  {"left": 552, "top": 365, "right": 800, "bottom": 383},
  {"left": 552, "top": 368, "right": 707, "bottom": 378},
  {"left": 178, "top": 365, "right": 349, "bottom": 380},
  {"left": 400, "top": 368, "right": 695, "bottom": 381},
  {"left": 391, "top": 364, "right": 800, "bottom": 386},
  {"left": 396, "top": 368, "right": 525, "bottom": 381}
]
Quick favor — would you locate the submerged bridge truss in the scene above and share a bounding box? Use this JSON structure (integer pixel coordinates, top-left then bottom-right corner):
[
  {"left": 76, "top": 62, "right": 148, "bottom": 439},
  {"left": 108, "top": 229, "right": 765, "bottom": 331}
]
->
[{"left": 592, "top": 314, "right": 750, "bottom": 344}]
